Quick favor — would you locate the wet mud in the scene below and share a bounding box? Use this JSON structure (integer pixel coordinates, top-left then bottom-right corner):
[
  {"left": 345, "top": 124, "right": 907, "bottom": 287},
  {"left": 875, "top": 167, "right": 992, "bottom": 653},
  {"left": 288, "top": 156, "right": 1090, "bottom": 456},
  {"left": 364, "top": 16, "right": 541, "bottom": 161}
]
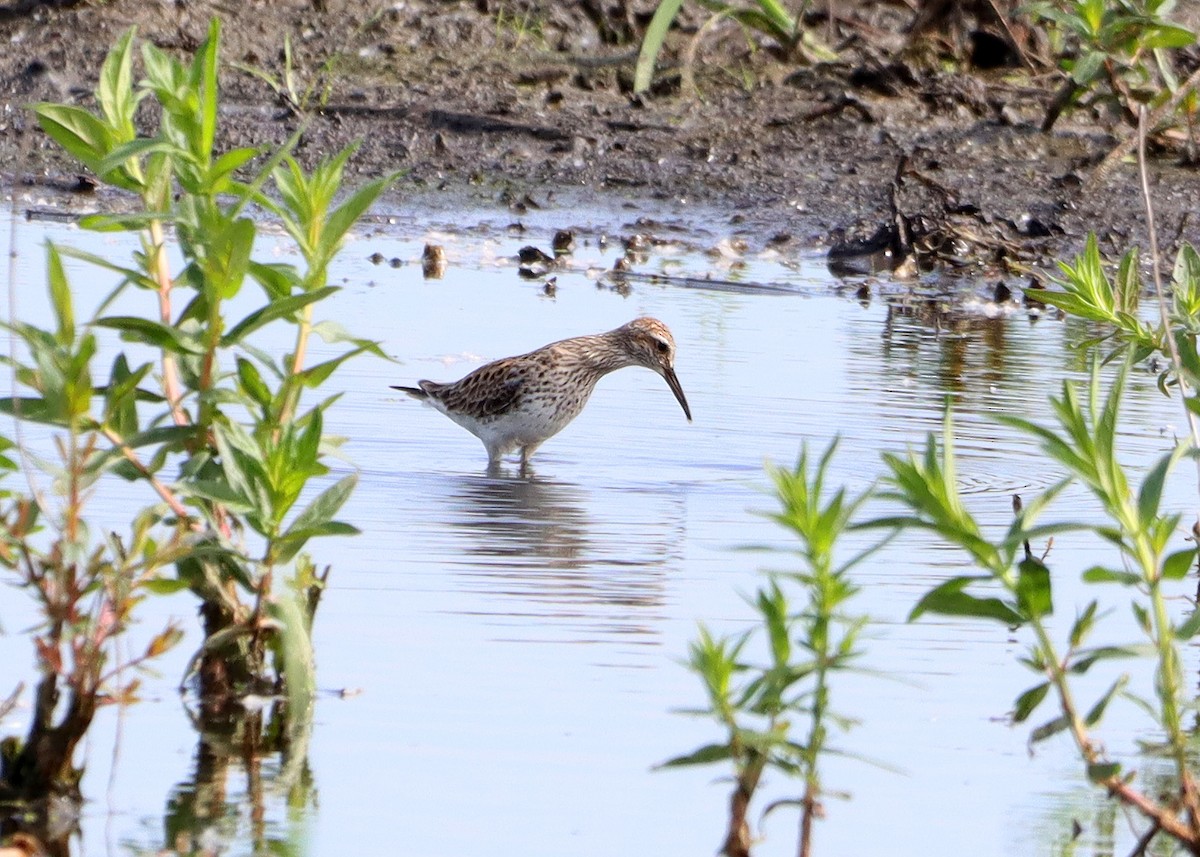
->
[{"left": 2, "top": 0, "right": 1199, "bottom": 276}]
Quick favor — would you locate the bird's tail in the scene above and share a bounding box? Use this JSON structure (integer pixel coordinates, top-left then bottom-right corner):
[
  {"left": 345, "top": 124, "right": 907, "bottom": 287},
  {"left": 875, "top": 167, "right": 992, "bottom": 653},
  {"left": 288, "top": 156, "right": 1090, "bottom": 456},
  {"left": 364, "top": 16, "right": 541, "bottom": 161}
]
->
[{"left": 391, "top": 385, "right": 428, "bottom": 400}]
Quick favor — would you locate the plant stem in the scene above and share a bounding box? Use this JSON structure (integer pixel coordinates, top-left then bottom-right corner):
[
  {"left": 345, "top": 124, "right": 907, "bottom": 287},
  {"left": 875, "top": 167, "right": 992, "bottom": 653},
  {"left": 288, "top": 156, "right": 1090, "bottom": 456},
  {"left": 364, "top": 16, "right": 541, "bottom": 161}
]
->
[
  {"left": 147, "top": 219, "right": 187, "bottom": 427},
  {"left": 1133, "top": 103, "right": 1200, "bottom": 839},
  {"left": 1136, "top": 107, "right": 1200, "bottom": 462},
  {"left": 798, "top": 593, "right": 832, "bottom": 857},
  {"left": 278, "top": 303, "right": 315, "bottom": 431},
  {"left": 99, "top": 426, "right": 194, "bottom": 523},
  {"left": 1092, "top": 64, "right": 1200, "bottom": 183},
  {"left": 1031, "top": 618, "right": 1096, "bottom": 762}
]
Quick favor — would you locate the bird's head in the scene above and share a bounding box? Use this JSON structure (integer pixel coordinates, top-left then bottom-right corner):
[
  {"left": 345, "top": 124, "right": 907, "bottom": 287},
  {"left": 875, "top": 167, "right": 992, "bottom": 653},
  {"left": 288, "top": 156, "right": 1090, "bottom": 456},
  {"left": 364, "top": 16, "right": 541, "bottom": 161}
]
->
[{"left": 618, "top": 317, "right": 692, "bottom": 422}]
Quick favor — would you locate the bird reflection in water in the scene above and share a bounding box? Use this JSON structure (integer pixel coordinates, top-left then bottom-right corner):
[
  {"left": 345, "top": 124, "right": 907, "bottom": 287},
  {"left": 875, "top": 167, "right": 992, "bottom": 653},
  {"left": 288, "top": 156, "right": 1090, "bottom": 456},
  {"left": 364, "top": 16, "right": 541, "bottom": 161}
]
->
[{"left": 441, "top": 469, "right": 677, "bottom": 644}]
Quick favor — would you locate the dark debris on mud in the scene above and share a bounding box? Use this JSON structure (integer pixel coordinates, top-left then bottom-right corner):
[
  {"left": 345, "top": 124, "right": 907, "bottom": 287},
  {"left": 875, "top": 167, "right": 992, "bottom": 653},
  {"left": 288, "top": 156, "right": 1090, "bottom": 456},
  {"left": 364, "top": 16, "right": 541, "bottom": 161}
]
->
[{"left": 2, "top": 0, "right": 1200, "bottom": 278}]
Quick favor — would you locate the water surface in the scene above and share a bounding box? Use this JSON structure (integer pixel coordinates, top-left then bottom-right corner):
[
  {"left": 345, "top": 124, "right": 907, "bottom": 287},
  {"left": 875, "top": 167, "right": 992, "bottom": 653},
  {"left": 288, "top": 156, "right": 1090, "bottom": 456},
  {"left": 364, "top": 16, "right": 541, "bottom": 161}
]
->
[{"left": 1, "top": 193, "right": 1196, "bottom": 857}]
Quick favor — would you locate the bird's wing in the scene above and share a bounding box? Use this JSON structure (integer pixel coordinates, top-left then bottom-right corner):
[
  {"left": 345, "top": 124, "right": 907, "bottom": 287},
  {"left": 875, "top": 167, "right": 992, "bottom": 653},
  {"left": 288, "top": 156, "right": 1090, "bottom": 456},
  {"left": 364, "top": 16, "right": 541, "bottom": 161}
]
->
[{"left": 435, "top": 361, "right": 526, "bottom": 420}]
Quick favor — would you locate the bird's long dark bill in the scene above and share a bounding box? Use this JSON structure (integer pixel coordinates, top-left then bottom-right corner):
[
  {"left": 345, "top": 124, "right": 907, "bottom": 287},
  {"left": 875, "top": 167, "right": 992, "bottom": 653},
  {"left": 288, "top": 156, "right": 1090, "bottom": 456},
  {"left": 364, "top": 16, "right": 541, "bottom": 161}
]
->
[{"left": 664, "top": 367, "right": 693, "bottom": 421}]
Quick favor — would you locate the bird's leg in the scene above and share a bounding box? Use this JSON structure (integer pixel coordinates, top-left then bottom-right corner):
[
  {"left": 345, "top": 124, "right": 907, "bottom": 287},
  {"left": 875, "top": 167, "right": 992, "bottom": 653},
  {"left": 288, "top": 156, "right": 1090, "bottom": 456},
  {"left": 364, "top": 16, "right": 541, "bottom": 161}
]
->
[{"left": 519, "top": 442, "right": 544, "bottom": 476}]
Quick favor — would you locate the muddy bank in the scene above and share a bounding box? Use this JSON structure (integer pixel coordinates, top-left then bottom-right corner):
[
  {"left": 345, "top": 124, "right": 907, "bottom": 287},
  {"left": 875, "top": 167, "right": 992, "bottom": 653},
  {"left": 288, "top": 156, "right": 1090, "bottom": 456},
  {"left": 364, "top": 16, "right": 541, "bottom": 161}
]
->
[{"left": 1, "top": 0, "right": 1198, "bottom": 273}]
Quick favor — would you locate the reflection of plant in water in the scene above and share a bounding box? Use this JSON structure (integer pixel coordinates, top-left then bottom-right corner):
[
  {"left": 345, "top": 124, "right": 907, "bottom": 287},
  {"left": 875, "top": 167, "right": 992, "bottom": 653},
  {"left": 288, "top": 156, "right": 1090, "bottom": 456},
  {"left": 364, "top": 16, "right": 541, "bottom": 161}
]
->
[
  {"left": 1, "top": 17, "right": 393, "bottom": 841},
  {"left": 158, "top": 704, "right": 315, "bottom": 856},
  {"left": 662, "top": 442, "right": 881, "bottom": 857}
]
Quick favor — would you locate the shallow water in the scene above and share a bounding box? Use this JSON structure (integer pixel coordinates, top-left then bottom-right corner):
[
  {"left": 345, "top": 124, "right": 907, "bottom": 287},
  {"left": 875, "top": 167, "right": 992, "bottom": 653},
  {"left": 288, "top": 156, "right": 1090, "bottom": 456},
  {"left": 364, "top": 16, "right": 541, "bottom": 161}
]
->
[{"left": 1, "top": 192, "right": 1197, "bottom": 857}]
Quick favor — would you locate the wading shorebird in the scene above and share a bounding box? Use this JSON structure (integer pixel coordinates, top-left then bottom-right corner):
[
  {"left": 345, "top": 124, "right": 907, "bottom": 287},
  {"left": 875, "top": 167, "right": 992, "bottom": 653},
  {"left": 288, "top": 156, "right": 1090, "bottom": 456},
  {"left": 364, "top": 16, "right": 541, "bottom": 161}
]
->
[{"left": 392, "top": 317, "right": 692, "bottom": 470}]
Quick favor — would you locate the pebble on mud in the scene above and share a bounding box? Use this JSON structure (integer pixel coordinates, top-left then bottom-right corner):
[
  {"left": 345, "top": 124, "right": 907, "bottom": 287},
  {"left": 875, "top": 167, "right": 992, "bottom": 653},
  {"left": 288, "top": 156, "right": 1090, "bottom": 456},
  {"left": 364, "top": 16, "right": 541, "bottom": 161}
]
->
[
  {"left": 422, "top": 243, "right": 446, "bottom": 279},
  {"left": 552, "top": 230, "right": 575, "bottom": 255},
  {"left": 518, "top": 244, "right": 555, "bottom": 278}
]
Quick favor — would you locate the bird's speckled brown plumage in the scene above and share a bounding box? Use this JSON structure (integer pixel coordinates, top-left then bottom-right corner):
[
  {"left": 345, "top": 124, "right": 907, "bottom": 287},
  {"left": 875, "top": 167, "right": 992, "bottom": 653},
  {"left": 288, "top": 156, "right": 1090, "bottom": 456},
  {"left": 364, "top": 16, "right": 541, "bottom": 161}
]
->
[{"left": 392, "top": 317, "right": 691, "bottom": 470}]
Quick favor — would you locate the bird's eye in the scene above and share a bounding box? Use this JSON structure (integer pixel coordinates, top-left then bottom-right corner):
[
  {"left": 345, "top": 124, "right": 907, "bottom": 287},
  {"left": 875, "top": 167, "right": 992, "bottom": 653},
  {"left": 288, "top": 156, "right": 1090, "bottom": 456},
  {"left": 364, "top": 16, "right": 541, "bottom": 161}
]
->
[{"left": 655, "top": 340, "right": 669, "bottom": 354}]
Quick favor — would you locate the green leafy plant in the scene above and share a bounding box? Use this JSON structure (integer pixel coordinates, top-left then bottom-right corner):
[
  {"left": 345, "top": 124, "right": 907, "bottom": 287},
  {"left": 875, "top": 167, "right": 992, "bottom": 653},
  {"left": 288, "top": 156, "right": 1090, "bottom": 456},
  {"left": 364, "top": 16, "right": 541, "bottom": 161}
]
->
[
  {"left": 634, "top": 0, "right": 834, "bottom": 95},
  {"left": 494, "top": 4, "right": 549, "bottom": 49},
  {"left": 661, "top": 442, "right": 879, "bottom": 857},
  {"left": 9, "top": 18, "right": 395, "bottom": 747},
  {"left": 0, "top": 251, "right": 186, "bottom": 809},
  {"left": 232, "top": 33, "right": 338, "bottom": 117},
  {"left": 1027, "top": 0, "right": 1197, "bottom": 130},
  {"left": 1032, "top": 232, "right": 1200, "bottom": 406},
  {"left": 872, "top": 363, "right": 1200, "bottom": 851}
]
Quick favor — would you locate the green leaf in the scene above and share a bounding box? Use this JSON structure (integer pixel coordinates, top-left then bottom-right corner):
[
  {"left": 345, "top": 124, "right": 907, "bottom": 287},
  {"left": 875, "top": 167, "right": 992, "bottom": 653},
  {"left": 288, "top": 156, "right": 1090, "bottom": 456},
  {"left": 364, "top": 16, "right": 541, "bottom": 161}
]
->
[
  {"left": 206, "top": 215, "right": 256, "bottom": 299},
  {"left": 1132, "top": 602, "right": 1151, "bottom": 634},
  {"left": 93, "top": 137, "right": 178, "bottom": 181},
  {"left": 1138, "top": 444, "right": 1186, "bottom": 527},
  {"left": 95, "top": 316, "right": 204, "bottom": 355},
  {"left": 236, "top": 357, "right": 272, "bottom": 410},
  {"left": 746, "top": 0, "right": 795, "bottom": 39},
  {"left": 1175, "top": 609, "right": 1200, "bottom": 640},
  {"left": 0, "top": 397, "right": 54, "bottom": 424},
  {"left": 1082, "top": 566, "right": 1141, "bottom": 586},
  {"left": 294, "top": 347, "right": 371, "bottom": 388},
  {"left": 55, "top": 245, "right": 158, "bottom": 291},
  {"left": 1113, "top": 247, "right": 1140, "bottom": 315},
  {"left": 140, "top": 41, "right": 178, "bottom": 101},
  {"left": 33, "top": 104, "right": 113, "bottom": 173},
  {"left": 102, "top": 353, "right": 150, "bottom": 438},
  {"left": 656, "top": 743, "right": 735, "bottom": 768},
  {"left": 221, "top": 287, "right": 338, "bottom": 346},
  {"left": 634, "top": 0, "right": 685, "bottom": 94},
  {"left": 1030, "top": 714, "right": 1070, "bottom": 744},
  {"left": 272, "top": 473, "right": 359, "bottom": 564},
  {"left": 142, "top": 577, "right": 193, "bottom": 595},
  {"left": 181, "top": 479, "right": 255, "bottom": 513},
  {"left": 107, "top": 424, "right": 194, "bottom": 451},
  {"left": 78, "top": 211, "right": 174, "bottom": 234},
  {"left": 1070, "top": 645, "right": 1143, "bottom": 673},
  {"left": 197, "top": 19, "right": 221, "bottom": 162},
  {"left": 97, "top": 27, "right": 138, "bottom": 134},
  {"left": 1016, "top": 558, "right": 1052, "bottom": 619},
  {"left": 294, "top": 408, "right": 324, "bottom": 470},
  {"left": 278, "top": 521, "right": 359, "bottom": 542},
  {"left": 1086, "top": 761, "right": 1122, "bottom": 783},
  {"left": 1069, "top": 600, "right": 1099, "bottom": 648},
  {"left": 1161, "top": 548, "right": 1196, "bottom": 581},
  {"left": 248, "top": 261, "right": 300, "bottom": 300},
  {"left": 1084, "top": 675, "right": 1127, "bottom": 727},
  {"left": 1012, "top": 682, "right": 1051, "bottom": 723},
  {"left": 909, "top": 575, "right": 1023, "bottom": 626},
  {"left": 321, "top": 174, "right": 398, "bottom": 265},
  {"left": 1172, "top": 243, "right": 1200, "bottom": 316},
  {"left": 267, "top": 587, "right": 316, "bottom": 728},
  {"left": 1027, "top": 288, "right": 1099, "bottom": 319},
  {"left": 286, "top": 473, "right": 359, "bottom": 532},
  {"left": 1142, "top": 24, "right": 1196, "bottom": 50},
  {"left": 208, "top": 146, "right": 261, "bottom": 191},
  {"left": 45, "top": 243, "right": 74, "bottom": 346}
]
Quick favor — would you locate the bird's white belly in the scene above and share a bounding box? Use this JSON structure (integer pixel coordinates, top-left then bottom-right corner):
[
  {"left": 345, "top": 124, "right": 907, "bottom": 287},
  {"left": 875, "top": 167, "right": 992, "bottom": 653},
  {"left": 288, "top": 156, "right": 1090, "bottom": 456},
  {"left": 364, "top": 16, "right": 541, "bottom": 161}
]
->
[{"left": 455, "top": 395, "right": 584, "bottom": 451}]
